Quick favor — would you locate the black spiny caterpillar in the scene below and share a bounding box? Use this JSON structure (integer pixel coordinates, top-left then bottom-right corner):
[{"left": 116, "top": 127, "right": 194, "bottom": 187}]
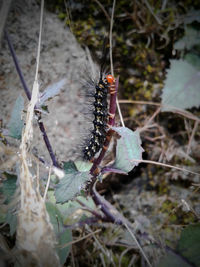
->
[{"left": 83, "top": 73, "right": 109, "bottom": 160}]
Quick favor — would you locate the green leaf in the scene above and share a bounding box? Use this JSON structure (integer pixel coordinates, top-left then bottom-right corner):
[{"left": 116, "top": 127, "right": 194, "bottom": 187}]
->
[
  {"left": 177, "top": 223, "right": 200, "bottom": 266},
  {"left": 46, "top": 201, "right": 63, "bottom": 227},
  {"left": 182, "top": 10, "right": 200, "bottom": 25},
  {"left": 111, "top": 127, "right": 144, "bottom": 173},
  {"left": 0, "top": 173, "right": 17, "bottom": 235},
  {"left": 174, "top": 27, "right": 200, "bottom": 51},
  {"left": 2, "top": 172, "right": 17, "bottom": 204},
  {"left": 184, "top": 53, "right": 200, "bottom": 70},
  {"left": 0, "top": 205, "right": 6, "bottom": 223},
  {"left": 74, "top": 160, "right": 92, "bottom": 172},
  {"left": 6, "top": 212, "right": 17, "bottom": 236},
  {"left": 161, "top": 60, "right": 200, "bottom": 111},
  {"left": 48, "top": 191, "right": 95, "bottom": 224},
  {"left": 158, "top": 250, "right": 191, "bottom": 267},
  {"left": 7, "top": 95, "right": 24, "bottom": 139},
  {"left": 158, "top": 224, "right": 200, "bottom": 267},
  {"left": 62, "top": 196, "right": 96, "bottom": 224},
  {"left": 63, "top": 161, "right": 78, "bottom": 174},
  {"left": 57, "top": 228, "right": 72, "bottom": 265},
  {"left": 55, "top": 168, "right": 91, "bottom": 203},
  {"left": 46, "top": 202, "right": 72, "bottom": 265}
]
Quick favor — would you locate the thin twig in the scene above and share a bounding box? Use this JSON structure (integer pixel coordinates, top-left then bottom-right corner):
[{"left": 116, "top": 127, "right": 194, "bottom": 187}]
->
[
  {"left": 109, "top": 0, "right": 115, "bottom": 76},
  {"left": 91, "top": 183, "right": 122, "bottom": 224},
  {"left": 124, "top": 223, "right": 152, "bottom": 267},
  {"left": 93, "top": 0, "right": 110, "bottom": 21},
  {"left": 119, "top": 99, "right": 161, "bottom": 106},
  {"left": 140, "top": 106, "right": 161, "bottom": 132},
  {"left": 36, "top": 160, "right": 40, "bottom": 193},
  {"left": 87, "top": 225, "right": 108, "bottom": 259},
  {"left": 143, "top": 0, "right": 162, "bottom": 25},
  {"left": 4, "top": 31, "right": 31, "bottom": 100},
  {"left": 128, "top": 255, "right": 137, "bottom": 267},
  {"left": 164, "top": 107, "right": 200, "bottom": 122},
  {"left": 109, "top": 0, "right": 125, "bottom": 127},
  {"left": 76, "top": 199, "right": 106, "bottom": 220},
  {"left": 43, "top": 165, "right": 52, "bottom": 201},
  {"left": 37, "top": 114, "right": 60, "bottom": 167},
  {"left": 63, "top": 217, "right": 105, "bottom": 229},
  {"left": 70, "top": 245, "right": 75, "bottom": 267},
  {"left": 119, "top": 247, "right": 134, "bottom": 267},
  {"left": 116, "top": 98, "right": 125, "bottom": 127},
  {"left": 59, "top": 229, "right": 101, "bottom": 249},
  {"left": 64, "top": 0, "right": 73, "bottom": 33},
  {"left": 34, "top": 0, "right": 44, "bottom": 82},
  {"left": 119, "top": 99, "right": 200, "bottom": 122},
  {"left": 131, "top": 159, "right": 200, "bottom": 176},
  {"left": 187, "top": 121, "right": 199, "bottom": 155}
]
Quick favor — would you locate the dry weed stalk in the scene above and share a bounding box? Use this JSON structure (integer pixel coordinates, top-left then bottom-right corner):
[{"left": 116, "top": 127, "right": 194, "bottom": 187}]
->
[
  {"left": 15, "top": 1, "right": 60, "bottom": 265},
  {"left": 16, "top": 80, "right": 60, "bottom": 266}
]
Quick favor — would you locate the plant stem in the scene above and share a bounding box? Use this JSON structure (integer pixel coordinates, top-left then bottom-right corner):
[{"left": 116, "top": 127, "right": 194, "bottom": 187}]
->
[
  {"left": 37, "top": 114, "right": 60, "bottom": 167},
  {"left": 4, "top": 31, "right": 31, "bottom": 100}
]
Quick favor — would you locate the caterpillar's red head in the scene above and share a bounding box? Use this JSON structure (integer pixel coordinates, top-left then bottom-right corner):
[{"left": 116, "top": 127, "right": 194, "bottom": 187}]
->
[{"left": 106, "top": 74, "right": 115, "bottom": 84}]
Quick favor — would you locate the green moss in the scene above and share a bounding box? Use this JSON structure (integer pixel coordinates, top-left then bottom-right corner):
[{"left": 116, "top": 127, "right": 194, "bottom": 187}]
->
[{"left": 58, "top": 12, "right": 66, "bottom": 20}]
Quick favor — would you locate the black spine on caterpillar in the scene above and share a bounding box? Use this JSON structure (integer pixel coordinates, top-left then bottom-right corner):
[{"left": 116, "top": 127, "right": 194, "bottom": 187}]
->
[{"left": 83, "top": 74, "right": 109, "bottom": 160}]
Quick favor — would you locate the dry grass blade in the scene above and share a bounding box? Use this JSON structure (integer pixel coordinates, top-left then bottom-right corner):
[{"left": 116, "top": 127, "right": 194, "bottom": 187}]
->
[
  {"left": 119, "top": 247, "right": 134, "bottom": 267},
  {"left": 43, "top": 165, "right": 52, "bottom": 201},
  {"left": 119, "top": 99, "right": 200, "bottom": 123},
  {"left": 187, "top": 121, "right": 199, "bottom": 155},
  {"left": 131, "top": 159, "right": 200, "bottom": 176},
  {"left": 124, "top": 223, "right": 152, "bottom": 267},
  {"left": 109, "top": 0, "right": 115, "bottom": 77},
  {"left": 109, "top": 0, "right": 125, "bottom": 127},
  {"left": 93, "top": 0, "right": 110, "bottom": 21},
  {"left": 59, "top": 229, "right": 101, "bottom": 249}
]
